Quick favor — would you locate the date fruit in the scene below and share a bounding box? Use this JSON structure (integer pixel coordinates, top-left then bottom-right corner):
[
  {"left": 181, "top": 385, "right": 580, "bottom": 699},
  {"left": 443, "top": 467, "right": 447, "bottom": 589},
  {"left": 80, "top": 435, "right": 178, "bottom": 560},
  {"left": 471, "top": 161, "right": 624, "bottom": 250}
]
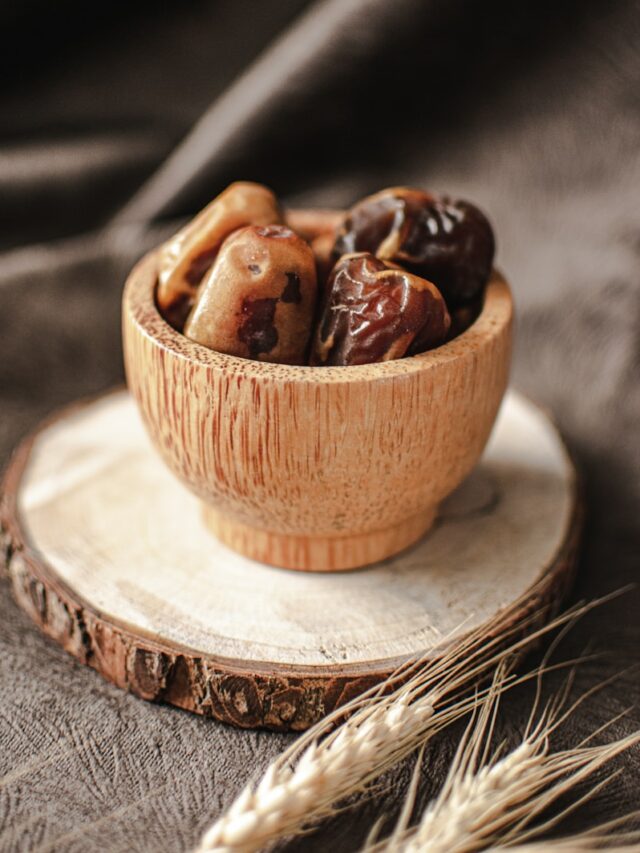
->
[
  {"left": 184, "top": 224, "right": 317, "bottom": 364},
  {"left": 157, "top": 182, "right": 281, "bottom": 329},
  {"left": 334, "top": 187, "right": 494, "bottom": 306},
  {"left": 310, "top": 252, "right": 450, "bottom": 366}
]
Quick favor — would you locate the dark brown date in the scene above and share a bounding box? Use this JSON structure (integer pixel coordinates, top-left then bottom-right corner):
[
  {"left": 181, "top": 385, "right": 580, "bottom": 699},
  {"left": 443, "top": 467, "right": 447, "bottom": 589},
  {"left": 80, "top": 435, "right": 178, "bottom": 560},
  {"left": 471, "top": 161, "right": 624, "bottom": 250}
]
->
[
  {"left": 333, "top": 187, "right": 433, "bottom": 259},
  {"left": 333, "top": 187, "right": 494, "bottom": 306},
  {"left": 310, "top": 253, "right": 450, "bottom": 366}
]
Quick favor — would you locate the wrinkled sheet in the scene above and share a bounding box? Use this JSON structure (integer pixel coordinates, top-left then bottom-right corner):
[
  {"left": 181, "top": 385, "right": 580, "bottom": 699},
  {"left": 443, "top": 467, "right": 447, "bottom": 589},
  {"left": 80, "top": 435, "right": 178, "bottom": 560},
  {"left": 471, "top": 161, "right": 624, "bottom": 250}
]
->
[{"left": 0, "top": 1, "right": 639, "bottom": 849}]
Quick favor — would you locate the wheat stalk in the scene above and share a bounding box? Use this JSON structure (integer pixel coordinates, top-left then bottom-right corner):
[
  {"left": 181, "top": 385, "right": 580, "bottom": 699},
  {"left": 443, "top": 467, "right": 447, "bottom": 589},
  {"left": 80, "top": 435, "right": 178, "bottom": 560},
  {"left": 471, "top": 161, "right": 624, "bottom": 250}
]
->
[
  {"left": 196, "top": 591, "right": 610, "bottom": 853},
  {"left": 366, "top": 666, "right": 640, "bottom": 853}
]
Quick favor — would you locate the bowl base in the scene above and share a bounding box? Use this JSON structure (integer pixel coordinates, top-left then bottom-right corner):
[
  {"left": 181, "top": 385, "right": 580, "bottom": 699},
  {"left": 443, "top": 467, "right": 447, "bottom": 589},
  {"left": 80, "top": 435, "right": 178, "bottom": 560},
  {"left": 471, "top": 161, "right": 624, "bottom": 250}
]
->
[{"left": 201, "top": 505, "right": 438, "bottom": 572}]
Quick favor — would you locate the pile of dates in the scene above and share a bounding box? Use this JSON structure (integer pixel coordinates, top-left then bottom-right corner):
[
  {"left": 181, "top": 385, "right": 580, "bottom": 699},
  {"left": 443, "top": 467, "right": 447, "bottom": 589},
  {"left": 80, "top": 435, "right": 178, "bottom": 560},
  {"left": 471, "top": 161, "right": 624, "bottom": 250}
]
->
[{"left": 157, "top": 181, "right": 495, "bottom": 366}]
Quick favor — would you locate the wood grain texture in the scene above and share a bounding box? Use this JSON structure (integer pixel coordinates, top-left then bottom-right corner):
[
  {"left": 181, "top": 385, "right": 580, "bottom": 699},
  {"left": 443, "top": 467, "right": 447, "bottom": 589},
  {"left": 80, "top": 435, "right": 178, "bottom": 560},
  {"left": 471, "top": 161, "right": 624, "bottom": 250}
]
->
[
  {"left": 0, "top": 390, "right": 580, "bottom": 731},
  {"left": 122, "top": 230, "right": 513, "bottom": 571},
  {"left": 284, "top": 207, "right": 345, "bottom": 239}
]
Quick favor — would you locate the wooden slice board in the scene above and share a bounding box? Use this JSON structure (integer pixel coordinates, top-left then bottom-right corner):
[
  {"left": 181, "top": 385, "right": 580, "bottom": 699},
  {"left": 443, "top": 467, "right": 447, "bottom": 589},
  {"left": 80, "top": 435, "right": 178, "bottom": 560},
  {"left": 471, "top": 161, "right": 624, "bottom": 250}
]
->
[{"left": 0, "top": 389, "right": 580, "bottom": 731}]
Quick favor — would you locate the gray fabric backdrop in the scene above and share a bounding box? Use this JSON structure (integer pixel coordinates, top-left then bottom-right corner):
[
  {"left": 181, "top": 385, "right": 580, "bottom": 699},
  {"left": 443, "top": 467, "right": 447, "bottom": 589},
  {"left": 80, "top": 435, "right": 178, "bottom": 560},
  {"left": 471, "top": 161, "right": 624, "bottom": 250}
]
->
[{"left": 1, "top": 1, "right": 639, "bottom": 849}]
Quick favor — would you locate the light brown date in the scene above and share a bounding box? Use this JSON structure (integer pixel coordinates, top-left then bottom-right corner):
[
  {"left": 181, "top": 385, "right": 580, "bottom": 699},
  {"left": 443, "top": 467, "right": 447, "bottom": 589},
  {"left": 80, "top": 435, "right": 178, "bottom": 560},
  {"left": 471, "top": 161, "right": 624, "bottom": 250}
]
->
[
  {"left": 157, "top": 182, "right": 281, "bottom": 329},
  {"left": 184, "top": 224, "right": 317, "bottom": 364},
  {"left": 310, "top": 252, "right": 450, "bottom": 366}
]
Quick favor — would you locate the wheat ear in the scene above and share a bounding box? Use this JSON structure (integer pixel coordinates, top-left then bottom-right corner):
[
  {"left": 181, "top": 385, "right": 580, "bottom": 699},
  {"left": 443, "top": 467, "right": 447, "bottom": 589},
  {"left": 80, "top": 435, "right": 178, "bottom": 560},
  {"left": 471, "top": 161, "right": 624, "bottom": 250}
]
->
[
  {"left": 366, "top": 667, "right": 640, "bottom": 853},
  {"left": 196, "top": 590, "right": 609, "bottom": 853}
]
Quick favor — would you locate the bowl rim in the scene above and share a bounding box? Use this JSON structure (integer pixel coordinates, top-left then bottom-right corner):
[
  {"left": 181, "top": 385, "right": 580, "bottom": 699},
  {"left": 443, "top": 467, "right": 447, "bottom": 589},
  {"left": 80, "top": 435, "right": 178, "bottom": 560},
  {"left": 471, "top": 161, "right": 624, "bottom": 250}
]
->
[{"left": 124, "top": 249, "right": 513, "bottom": 385}]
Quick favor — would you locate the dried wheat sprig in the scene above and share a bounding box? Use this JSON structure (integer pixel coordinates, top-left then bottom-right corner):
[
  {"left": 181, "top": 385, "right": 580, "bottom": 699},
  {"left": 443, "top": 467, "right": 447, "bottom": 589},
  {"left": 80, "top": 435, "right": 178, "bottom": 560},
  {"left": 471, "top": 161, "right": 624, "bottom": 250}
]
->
[
  {"left": 390, "top": 735, "right": 640, "bottom": 853},
  {"left": 366, "top": 667, "right": 640, "bottom": 853},
  {"left": 196, "top": 590, "right": 612, "bottom": 853},
  {"left": 197, "top": 671, "right": 492, "bottom": 853}
]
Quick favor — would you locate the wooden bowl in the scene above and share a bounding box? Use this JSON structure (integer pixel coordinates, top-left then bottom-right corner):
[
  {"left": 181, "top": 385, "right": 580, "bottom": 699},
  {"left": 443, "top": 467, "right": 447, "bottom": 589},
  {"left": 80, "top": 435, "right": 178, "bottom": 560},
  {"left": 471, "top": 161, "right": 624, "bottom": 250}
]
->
[{"left": 122, "top": 210, "right": 513, "bottom": 572}]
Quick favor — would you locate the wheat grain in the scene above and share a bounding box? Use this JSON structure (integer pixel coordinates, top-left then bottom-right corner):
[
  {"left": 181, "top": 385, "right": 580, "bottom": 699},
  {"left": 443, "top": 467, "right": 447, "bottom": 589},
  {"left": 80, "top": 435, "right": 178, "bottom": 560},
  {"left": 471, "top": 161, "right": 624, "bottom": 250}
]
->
[
  {"left": 367, "top": 668, "right": 640, "bottom": 853},
  {"left": 196, "top": 591, "right": 609, "bottom": 853},
  {"left": 198, "top": 694, "right": 444, "bottom": 852}
]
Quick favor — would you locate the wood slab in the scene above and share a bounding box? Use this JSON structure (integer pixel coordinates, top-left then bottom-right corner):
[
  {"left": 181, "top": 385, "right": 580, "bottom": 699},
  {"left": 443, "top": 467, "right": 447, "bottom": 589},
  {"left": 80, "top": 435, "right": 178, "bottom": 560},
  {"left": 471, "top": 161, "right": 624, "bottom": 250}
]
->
[{"left": 0, "top": 389, "right": 580, "bottom": 731}]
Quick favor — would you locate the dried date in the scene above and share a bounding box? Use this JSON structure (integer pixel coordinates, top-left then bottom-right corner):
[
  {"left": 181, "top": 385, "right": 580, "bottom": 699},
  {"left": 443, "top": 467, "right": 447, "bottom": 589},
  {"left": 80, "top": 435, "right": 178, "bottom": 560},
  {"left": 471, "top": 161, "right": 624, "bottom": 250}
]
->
[
  {"left": 334, "top": 187, "right": 494, "bottom": 306},
  {"left": 310, "top": 252, "right": 450, "bottom": 366},
  {"left": 157, "top": 182, "right": 281, "bottom": 329},
  {"left": 184, "top": 224, "right": 317, "bottom": 364}
]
